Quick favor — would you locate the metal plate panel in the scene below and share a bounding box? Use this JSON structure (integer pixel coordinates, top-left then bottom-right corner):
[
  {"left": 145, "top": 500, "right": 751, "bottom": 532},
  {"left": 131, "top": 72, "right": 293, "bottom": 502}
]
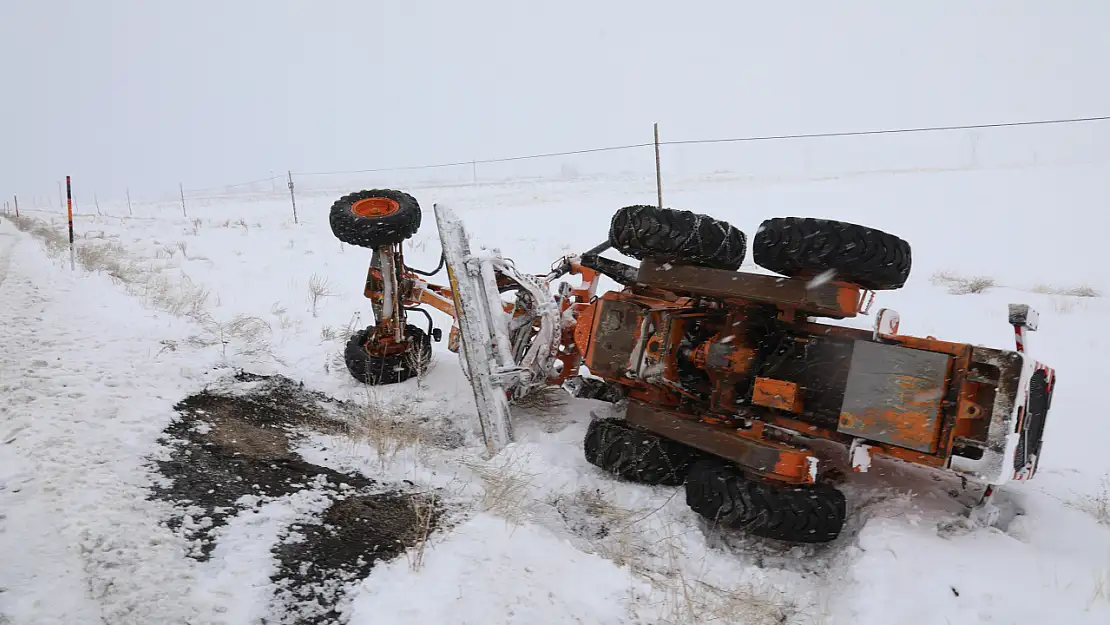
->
[
  {"left": 838, "top": 341, "right": 951, "bottom": 452},
  {"left": 585, "top": 298, "right": 643, "bottom": 378}
]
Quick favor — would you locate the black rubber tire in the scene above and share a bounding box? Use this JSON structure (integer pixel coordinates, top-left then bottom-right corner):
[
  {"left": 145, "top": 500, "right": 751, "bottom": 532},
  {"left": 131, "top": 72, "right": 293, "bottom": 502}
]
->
[
  {"left": 609, "top": 205, "right": 746, "bottom": 271},
  {"left": 685, "top": 459, "right": 846, "bottom": 543},
  {"left": 343, "top": 325, "right": 433, "bottom": 385},
  {"left": 584, "top": 418, "right": 700, "bottom": 486},
  {"left": 329, "top": 189, "right": 421, "bottom": 248},
  {"left": 752, "top": 217, "right": 911, "bottom": 290}
]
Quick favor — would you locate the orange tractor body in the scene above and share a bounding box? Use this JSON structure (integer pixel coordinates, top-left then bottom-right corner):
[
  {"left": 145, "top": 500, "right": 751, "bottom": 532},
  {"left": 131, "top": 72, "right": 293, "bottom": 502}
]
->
[{"left": 328, "top": 189, "right": 1056, "bottom": 543}]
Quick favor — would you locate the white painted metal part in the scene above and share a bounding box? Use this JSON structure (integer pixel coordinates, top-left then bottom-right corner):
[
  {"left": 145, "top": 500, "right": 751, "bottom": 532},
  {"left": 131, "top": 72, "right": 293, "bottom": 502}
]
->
[
  {"left": 432, "top": 203, "right": 563, "bottom": 457},
  {"left": 435, "top": 203, "right": 514, "bottom": 456},
  {"left": 873, "top": 308, "right": 901, "bottom": 340},
  {"left": 849, "top": 439, "right": 873, "bottom": 473}
]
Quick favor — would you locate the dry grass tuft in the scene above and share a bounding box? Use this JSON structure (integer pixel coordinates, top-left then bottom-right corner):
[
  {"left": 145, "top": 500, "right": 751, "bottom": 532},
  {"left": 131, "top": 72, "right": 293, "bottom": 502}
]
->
[
  {"left": 652, "top": 576, "right": 797, "bottom": 625},
  {"left": 932, "top": 270, "right": 996, "bottom": 295},
  {"left": 513, "top": 385, "right": 570, "bottom": 410},
  {"left": 344, "top": 394, "right": 428, "bottom": 470},
  {"left": 462, "top": 450, "right": 539, "bottom": 525},
  {"left": 187, "top": 314, "right": 273, "bottom": 360},
  {"left": 270, "top": 302, "right": 296, "bottom": 331},
  {"left": 7, "top": 216, "right": 69, "bottom": 253},
  {"left": 1035, "top": 283, "right": 1101, "bottom": 298},
  {"left": 1064, "top": 285, "right": 1101, "bottom": 298},
  {"left": 406, "top": 492, "right": 439, "bottom": 571},
  {"left": 5, "top": 214, "right": 221, "bottom": 324},
  {"left": 307, "top": 273, "right": 337, "bottom": 317},
  {"left": 1071, "top": 474, "right": 1110, "bottom": 527},
  {"left": 406, "top": 344, "right": 434, "bottom": 389}
]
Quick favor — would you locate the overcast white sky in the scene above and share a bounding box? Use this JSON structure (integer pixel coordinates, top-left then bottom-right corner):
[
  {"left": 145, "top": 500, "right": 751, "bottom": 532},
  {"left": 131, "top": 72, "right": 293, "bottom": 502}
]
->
[{"left": 1, "top": 1, "right": 1108, "bottom": 200}]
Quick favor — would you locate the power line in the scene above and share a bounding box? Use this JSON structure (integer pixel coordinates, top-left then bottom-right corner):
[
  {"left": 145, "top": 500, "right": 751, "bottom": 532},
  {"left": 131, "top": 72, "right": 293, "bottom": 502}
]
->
[
  {"left": 183, "top": 175, "right": 285, "bottom": 194},
  {"left": 69, "top": 113, "right": 1109, "bottom": 196},
  {"left": 292, "top": 113, "right": 1110, "bottom": 178},
  {"left": 663, "top": 114, "right": 1110, "bottom": 147},
  {"left": 293, "top": 142, "right": 657, "bottom": 177}
]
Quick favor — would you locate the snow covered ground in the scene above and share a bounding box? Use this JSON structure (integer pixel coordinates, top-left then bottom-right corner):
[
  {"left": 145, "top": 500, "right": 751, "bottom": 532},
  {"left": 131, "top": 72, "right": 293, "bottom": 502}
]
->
[{"left": 3, "top": 162, "right": 1110, "bottom": 624}]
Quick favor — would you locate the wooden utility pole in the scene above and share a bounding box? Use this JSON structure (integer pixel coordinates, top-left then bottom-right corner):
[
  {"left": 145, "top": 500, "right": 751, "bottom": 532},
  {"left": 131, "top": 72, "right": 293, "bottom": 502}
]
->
[
  {"left": 179, "top": 183, "right": 187, "bottom": 217},
  {"left": 654, "top": 122, "right": 663, "bottom": 209},
  {"left": 126, "top": 188, "right": 133, "bottom": 216},
  {"left": 287, "top": 170, "right": 298, "bottom": 224}
]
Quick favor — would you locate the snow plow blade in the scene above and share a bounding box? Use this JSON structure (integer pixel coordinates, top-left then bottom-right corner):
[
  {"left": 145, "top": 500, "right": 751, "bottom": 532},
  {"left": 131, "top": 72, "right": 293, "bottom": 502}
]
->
[
  {"left": 433, "top": 204, "right": 562, "bottom": 457},
  {"left": 435, "top": 203, "right": 514, "bottom": 456}
]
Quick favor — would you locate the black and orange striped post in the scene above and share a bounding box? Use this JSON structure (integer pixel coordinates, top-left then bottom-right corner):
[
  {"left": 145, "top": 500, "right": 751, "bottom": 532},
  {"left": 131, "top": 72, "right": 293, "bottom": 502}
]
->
[{"left": 66, "top": 176, "right": 75, "bottom": 270}]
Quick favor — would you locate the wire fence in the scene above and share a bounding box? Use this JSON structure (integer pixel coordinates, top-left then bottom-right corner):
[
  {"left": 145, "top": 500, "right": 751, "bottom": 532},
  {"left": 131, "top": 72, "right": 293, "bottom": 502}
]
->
[{"left": 4, "top": 113, "right": 1110, "bottom": 222}]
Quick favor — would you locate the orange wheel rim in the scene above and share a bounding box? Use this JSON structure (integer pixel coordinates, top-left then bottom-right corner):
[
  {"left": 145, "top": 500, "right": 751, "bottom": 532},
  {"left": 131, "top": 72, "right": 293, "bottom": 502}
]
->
[{"left": 351, "top": 197, "right": 400, "bottom": 217}]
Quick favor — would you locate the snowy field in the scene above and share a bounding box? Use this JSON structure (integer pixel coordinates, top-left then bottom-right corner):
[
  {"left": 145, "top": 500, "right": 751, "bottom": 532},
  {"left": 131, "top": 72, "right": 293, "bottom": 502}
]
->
[{"left": 3, "top": 162, "right": 1110, "bottom": 624}]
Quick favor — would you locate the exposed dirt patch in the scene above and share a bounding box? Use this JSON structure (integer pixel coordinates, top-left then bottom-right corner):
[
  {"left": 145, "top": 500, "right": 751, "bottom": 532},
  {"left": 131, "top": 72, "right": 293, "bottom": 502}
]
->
[
  {"left": 152, "top": 373, "right": 364, "bottom": 559},
  {"left": 149, "top": 371, "right": 442, "bottom": 624},
  {"left": 271, "top": 491, "right": 441, "bottom": 625}
]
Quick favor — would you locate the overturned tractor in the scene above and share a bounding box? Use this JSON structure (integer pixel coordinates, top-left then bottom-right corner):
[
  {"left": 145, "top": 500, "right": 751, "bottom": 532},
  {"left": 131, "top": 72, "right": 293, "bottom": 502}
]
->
[{"left": 329, "top": 189, "right": 1056, "bottom": 543}]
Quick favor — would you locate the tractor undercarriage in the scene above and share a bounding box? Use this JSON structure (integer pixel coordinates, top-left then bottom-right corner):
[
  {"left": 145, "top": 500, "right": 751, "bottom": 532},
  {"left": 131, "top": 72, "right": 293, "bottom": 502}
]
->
[{"left": 327, "top": 189, "right": 1057, "bottom": 543}]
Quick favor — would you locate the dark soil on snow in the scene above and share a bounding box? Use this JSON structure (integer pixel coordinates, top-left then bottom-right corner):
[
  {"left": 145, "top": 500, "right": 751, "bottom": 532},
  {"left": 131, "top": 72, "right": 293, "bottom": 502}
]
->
[
  {"left": 149, "top": 370, "right": 442, "bottom": 625},
  {"left": 272, "top": 491, "right": 440, "bottom": 625}
]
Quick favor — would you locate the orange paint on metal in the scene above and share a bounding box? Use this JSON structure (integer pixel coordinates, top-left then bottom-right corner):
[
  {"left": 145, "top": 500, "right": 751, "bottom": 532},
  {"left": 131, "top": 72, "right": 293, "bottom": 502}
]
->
[
  {"left": 839, "top": 408, "right": 942, "bottom": 453},
  {"left": 689, "top": 339, "right": 710, "bottom": 370},
  {"left": 835, "top": 283, "right": 863, "bottom": 315},
  {"left": 766, "top": 414, "right": 949, "bottom": 469},
  {"left": 417, "top": 288, "right": 456, "bottom": 317},
  {"left": 727, "top": 422, "right": 816, "bottom": 484},
  {"left": 573, "top": 302, "right": 597, "bottom": 358},
  {"left": 752, "top": 377, "right": 804, "bottom": 413},
  {"left": 661, "top": 316, "right": 688, "bottom": 383},
  {"left": 351, "top": 197, "right": 401, "bottom": 217},
  {"left": 839, "top": 368, "right": 947, "bottom": 453},
  {"left": 727, "top": 346, "right": 757, "bottom": 375},
  {"left": 569, "top": 266, "right": 599, "bottom": 301}
]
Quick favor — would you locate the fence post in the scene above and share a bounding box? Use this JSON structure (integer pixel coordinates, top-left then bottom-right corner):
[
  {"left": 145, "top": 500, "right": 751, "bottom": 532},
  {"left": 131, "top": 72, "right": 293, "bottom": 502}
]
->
[
  {"left": 66, "top": 176, "right": 75, "bottom": 270},
  {"left": 179, "top": 183, "right": 187, "bottom": 217},
  {"left": 57, "top": 181, "right": 63, "bottom": 210},
  {"left": 287, "top": 170, "right": 298, "bottom": 224},
  {"left": 13, "top": 195, "right": 18, "bottom": 218},
  {"left": 126, "top": 188, "right": 132, "bottom": 216},
  {"left": 94, "top": 193, "right": 102, "bottom": 216}
]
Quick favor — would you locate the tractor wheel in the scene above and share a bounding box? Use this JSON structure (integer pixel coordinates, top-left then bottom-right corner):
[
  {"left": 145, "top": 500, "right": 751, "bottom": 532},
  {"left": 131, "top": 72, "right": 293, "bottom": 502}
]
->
[
  {"left": 343, "top": 324, "right": 433, "bottom": 385},
  {"left": 329, "top": 189, "right": 421, "bottom": 248},
  {"left": 752, "top": 217, "right": 911, "bottom": 290},
  {"left": 609, "top": 205, "right": 746, "bottom": 271},
  {"left": 685, "top": 459, "right": 846, "bottom": 543},
  {"left": 584, "top": 418, "right": 700, "bottom": 486}
]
